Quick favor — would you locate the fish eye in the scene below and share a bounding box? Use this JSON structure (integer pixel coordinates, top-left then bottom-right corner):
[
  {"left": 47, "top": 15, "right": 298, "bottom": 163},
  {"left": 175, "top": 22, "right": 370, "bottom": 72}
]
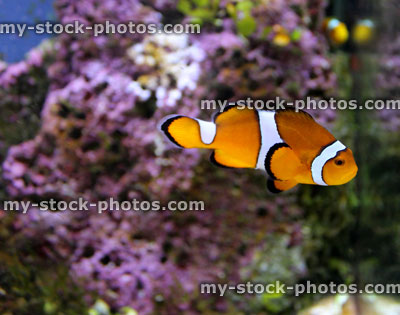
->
[{"left": 335, "top": 159, "right": 345, "bottom": 166}]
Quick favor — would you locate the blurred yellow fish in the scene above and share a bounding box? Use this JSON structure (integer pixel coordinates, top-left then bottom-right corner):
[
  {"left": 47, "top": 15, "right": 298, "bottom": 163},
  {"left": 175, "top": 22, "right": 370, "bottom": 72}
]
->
[
  {"left": 323, "top": 18, "right": 349, "bottom": 46},
  {"left": 272, "top": 25, "right": 291, "bottom": 47},
  {"left": 352, "top": 19, "right": 375, "bottom": 45}
]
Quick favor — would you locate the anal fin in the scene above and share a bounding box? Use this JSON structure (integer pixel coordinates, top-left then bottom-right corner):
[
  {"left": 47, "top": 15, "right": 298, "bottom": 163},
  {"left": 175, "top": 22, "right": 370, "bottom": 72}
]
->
[{"left": 210, "top": 150, "right": 253, "bottom": 169}]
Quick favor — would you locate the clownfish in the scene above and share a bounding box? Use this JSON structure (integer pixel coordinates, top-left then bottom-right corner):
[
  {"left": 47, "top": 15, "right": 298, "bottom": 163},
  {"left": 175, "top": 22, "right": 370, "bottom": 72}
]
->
[
  {"left": 323, "top": 18, "right": 349, "bottom": 46},
  {"left": 159, "top": 107, "right": 358, "bottom": 193},
  {"left": 352, "top": 19, "right": 374, "bottom": 45}
]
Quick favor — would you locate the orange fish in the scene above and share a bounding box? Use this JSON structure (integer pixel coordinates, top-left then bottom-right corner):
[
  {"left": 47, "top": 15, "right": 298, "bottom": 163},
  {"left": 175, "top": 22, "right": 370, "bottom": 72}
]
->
[{"left": 159, "top": 107, "right": 358, "bottom": 193}]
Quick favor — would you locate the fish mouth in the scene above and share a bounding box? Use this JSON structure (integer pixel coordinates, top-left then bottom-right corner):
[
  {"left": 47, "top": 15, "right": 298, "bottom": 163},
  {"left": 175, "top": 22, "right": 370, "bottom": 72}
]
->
[
  {"left": 351, "top": 166, "right": 359, "bottom": 178},
  {"left": 342, "top": 167, "right": 358, "bottom": 184}
]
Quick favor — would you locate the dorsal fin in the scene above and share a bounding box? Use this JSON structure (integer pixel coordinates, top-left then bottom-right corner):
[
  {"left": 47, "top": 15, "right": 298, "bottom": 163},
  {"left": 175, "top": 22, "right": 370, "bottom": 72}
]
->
[
  {"left": 212, "top": 105, "right": 238, "bottom": 123},
  {"left": 274, "top": 109, "right": 336, "bottom": 164},
  {"left": 213, "top": 105, "right": 257, "bottom": 127}
]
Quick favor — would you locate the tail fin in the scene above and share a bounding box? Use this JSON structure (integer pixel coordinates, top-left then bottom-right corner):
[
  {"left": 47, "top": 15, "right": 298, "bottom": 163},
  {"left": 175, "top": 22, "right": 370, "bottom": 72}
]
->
[{"left": 159, "top": 115, "right": 217, "bottom": 149}]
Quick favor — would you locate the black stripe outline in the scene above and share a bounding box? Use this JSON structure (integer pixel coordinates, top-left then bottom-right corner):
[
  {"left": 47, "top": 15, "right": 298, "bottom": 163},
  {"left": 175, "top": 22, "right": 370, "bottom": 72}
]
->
[
  {"left": 254, "top": 109, "right": 262, "bottom": 168},
  {"left": 160, "top": 115, "right": 185, "bottom": 148},
  {"left": 264, "top": 142, "right": 290, "bottom": 180},
  {"left": 320, "top": 147, "right": 348, "bottom": 184},
  {"left": 310, "top": 140, "right": 342, "bottom": 184},
  {"left": 267, "top": 178, "right": 283, "bottom": 194}
]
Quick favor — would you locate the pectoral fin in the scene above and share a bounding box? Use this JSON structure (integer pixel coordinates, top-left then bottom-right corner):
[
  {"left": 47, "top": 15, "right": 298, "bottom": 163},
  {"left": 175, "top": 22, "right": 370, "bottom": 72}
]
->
[
  {"left": 267, "top": 178, "right": 298, "bottom": 194},
  {"left": 266, "top": 143, "right": 302, "bottom": 181}
]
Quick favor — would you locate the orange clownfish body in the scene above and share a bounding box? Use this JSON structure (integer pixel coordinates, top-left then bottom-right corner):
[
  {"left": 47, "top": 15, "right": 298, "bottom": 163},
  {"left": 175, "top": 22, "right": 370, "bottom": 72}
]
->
[{"left": 159, "top": 107, "right": 358, "bottom": 193}]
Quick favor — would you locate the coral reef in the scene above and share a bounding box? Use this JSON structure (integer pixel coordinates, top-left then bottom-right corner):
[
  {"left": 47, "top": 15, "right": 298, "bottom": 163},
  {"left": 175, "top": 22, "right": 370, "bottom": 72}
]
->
[{"left": 0, "top": 0, "right": 339, "bottom": 313}]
